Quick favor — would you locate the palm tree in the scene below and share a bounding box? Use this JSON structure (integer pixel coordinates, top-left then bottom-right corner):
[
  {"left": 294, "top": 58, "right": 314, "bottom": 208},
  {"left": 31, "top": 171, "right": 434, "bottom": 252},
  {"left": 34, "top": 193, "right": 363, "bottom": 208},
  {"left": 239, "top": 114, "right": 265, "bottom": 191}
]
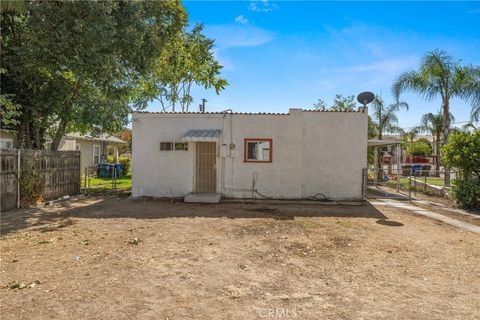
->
[
  {"left": 371, "top": 96, "right": 408, "bottom": 140},
  {"left": 415, "top": 112, "right": 454, "bottom": 175},
  {"left": 370, "top": 96, "right": 408, "bottom": 177},
  {"left": 401, "top": 129, "right": 418, "bottom": 144},
  {"left": 392, "top": 49, "right": 480, "bottom": 184}
]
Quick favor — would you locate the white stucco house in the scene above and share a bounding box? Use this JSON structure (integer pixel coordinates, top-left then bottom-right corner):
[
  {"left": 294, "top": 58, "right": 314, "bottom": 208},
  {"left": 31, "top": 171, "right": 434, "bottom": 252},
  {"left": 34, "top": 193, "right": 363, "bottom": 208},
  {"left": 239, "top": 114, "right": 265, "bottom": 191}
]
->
[{"left": 132, "top": 108, "right": 368, "bottom": 201}]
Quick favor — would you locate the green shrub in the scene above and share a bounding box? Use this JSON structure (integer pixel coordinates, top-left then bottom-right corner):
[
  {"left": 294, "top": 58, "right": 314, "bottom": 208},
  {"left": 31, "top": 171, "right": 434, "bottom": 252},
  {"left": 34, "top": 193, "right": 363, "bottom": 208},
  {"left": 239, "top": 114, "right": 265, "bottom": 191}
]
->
[
  {"left": 106, "top": 155, "right": 115, "bottom": 164},
  {"left": 118, "top": 157, "right": 131, "bottom": 176},
  {"left": 404, "top": 140, "right": 432, "bottom": 157},
  {"left": 452, "top": 179, "right": 480, "bottom": 210},
  {"left": 19, "top": 156, "right": 44, "bottom": 208}
]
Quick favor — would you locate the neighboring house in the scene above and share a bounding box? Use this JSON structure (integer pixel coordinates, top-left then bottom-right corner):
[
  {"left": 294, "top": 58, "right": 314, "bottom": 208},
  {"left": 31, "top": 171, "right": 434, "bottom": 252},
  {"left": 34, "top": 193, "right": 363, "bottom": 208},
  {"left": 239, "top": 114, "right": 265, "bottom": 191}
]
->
[
  {"left": 132, "top": 108, "right": 368, "bottom": 200},
  {"left": 58, "top": 132, "right": 127, "bottom": 172},
  {"left": 0, "top": 129, "right": 18, "bottom": 149}
]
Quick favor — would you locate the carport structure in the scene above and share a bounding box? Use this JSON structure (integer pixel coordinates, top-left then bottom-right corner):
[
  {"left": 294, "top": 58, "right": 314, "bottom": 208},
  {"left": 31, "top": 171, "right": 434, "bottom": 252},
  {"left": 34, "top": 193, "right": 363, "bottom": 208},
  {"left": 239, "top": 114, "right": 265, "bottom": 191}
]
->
[{"left": 367, "top": 139, "right": 404, "bottom": 196}]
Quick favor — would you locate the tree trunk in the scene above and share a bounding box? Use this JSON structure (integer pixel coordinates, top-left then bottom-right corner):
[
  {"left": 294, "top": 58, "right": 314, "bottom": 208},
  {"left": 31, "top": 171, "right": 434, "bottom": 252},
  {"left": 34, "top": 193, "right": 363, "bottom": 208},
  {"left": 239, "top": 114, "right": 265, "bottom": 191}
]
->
[
  {"left": 443, "top": 98, "right": 451, "bottom": 186},
  {"left": 50, "top": 119, "right": 67, "bottom": 151},
  {"left": 435, "top": 131, "right": 440, "bottom": 177},
  {"left": 376, "top": 132, "right": 384, "bottom": 181}
]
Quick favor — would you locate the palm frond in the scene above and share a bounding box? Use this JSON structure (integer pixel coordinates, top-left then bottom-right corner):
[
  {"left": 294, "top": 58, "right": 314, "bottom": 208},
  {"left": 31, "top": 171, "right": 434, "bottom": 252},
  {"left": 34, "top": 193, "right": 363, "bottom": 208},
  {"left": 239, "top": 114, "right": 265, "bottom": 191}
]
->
[{"left": 391, "top": 70, "right": 430, "bottom": 101}]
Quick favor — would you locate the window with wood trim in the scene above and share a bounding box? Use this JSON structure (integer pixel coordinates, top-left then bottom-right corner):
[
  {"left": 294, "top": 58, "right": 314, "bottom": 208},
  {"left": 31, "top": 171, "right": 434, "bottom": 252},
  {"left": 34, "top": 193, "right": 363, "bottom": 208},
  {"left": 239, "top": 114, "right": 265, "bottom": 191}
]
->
[{"left": 244, "top": 139, "right": 272, "bottom": 162}]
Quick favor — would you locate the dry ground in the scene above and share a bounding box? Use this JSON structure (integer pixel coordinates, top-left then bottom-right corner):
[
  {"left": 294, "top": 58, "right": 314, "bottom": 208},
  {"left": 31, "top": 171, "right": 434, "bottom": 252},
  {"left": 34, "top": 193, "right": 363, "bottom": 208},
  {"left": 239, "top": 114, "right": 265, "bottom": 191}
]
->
[{"left": 1, "top": 195, "right": 479, "bottom": 320}]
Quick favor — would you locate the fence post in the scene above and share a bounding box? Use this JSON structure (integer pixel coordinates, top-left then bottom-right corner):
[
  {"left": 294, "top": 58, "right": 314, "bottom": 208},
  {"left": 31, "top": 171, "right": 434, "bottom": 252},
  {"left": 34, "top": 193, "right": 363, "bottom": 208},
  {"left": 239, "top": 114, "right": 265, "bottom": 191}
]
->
[
  {"left": 408, "top": 176, "right": 412, "bottom": 202},
  {"left": 17, "top": 149, "right": 21, "bottom": 209},
  {"left": 424, "top": 171, "right": 427, "bottom": 191},
  {"left": 84, "top": 167, "right": 87, "bottom": 195},
  {"left": 414, "top": 176, "right": 417, "bottom": 197}
]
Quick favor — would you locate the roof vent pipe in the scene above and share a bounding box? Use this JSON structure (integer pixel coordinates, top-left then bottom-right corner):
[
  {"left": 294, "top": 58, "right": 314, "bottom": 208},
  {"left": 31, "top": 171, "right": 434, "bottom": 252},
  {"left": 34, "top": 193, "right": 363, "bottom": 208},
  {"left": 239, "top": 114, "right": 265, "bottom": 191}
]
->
[{"left": 199, "top": 98, "right": 207, "bottom": 113}]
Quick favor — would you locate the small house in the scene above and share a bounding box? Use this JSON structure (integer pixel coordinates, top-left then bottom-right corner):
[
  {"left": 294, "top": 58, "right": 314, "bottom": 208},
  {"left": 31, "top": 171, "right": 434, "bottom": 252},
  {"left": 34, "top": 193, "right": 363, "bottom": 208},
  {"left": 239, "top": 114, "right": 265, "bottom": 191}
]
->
[
  {"left": 0, "top": 129, "right": 18, "bottom": 149},
  {"left": 58, "top": 132, "right": 127, "bottom": 172},
  {"left": 132, "top": 108, "right": 368, "bottom": 201}
]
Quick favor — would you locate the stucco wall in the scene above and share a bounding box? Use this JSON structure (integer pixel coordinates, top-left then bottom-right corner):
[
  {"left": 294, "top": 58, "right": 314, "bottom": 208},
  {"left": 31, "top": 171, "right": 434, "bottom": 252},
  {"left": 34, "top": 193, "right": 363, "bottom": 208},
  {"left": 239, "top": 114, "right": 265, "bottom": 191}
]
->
[{"left": 132, "top": 109, "right": 367, "bottom": 200}]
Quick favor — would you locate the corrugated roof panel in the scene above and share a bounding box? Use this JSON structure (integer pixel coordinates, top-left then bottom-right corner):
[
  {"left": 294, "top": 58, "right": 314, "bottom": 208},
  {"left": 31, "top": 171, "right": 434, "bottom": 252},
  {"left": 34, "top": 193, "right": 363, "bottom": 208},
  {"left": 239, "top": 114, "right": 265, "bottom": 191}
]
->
[{"left": 182, "top": 129, "right": 222, "bottom": 142}]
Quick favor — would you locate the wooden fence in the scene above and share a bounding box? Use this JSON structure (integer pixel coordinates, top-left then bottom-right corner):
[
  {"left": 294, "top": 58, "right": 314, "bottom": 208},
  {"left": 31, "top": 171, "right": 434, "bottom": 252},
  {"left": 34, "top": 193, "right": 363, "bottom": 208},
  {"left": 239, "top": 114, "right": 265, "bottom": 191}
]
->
[
  {"left": 0, "top": 149, "right": 81, "bottom": 212},
  {"left": 0, "top": 150, "right": 18, "bottom": 211}
]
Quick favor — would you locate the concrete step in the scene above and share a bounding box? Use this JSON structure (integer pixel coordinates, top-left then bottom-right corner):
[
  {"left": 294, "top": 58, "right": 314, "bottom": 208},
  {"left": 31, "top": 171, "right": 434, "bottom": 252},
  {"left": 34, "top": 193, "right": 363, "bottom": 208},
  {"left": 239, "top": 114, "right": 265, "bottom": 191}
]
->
[{"left": 184, "top": 193, "right": 221, "bottom": 203}]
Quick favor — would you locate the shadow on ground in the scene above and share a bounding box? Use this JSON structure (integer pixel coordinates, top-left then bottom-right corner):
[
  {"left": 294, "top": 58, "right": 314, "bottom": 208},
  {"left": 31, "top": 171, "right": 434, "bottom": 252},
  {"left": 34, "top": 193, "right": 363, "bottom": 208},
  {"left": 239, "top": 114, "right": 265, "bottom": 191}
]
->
[{"left": 1, "top": 194, "right": 387, "bottom": 236}]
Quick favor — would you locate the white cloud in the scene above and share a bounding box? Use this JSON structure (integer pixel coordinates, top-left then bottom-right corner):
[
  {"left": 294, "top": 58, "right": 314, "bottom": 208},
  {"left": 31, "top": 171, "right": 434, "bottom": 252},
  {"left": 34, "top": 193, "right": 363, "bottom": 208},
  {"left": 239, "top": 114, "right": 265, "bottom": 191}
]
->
[
  {"left": 204, "top": 25, "right": 275, "bottom": 50},
  {"left": 234, "top": 15, "right": 248, "bottom": 25},
  {"left": 249, "top": 0, "right": 278, "bottom": 13}
]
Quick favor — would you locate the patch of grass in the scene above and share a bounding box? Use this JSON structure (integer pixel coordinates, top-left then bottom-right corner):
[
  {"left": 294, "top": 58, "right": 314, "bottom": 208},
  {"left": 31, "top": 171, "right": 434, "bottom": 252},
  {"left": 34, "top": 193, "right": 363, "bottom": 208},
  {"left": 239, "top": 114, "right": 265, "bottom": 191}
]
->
[{"left": 82, "top": 175, "right": 132, "bottom": 191}]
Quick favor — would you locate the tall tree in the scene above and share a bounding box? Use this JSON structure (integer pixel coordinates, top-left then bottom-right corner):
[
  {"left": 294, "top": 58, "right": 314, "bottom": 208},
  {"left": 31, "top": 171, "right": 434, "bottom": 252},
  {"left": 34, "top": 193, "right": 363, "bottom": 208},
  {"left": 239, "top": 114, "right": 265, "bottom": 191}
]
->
[
  {"left": 330, "top": 94, "right": 357, "bottom": 111},
  {"left": 144, "top": 23, "right": 228, "bottom": 112},
  {"left": 415, "top": 112, "right": 454, "bottom": 174},
  {"left": 370, "top": 96, "right": 408, "bottom": 140},
  {"left": 369, "top": 95, "right": 408, "bottom": 177},
  {"left": 392, "top": 50, "right": 480, "bottom": 183},
  {"left": 1, "top": 1, "right": 188, "bottom": 150},
  {"left": 313, "top": 99, "right": 327, "bottom": 111}
]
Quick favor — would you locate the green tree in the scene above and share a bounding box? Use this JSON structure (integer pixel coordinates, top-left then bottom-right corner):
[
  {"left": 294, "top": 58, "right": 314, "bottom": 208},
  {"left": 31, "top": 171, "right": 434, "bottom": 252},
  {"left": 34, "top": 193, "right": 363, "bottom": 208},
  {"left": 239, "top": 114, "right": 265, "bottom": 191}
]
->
[
  {"left": 1, "top": 1, "right": 188, "bottom": 150},
  {"left": 404, "top": 139, "right": 432, "bottom": 157},
  {"left": 392, "top": 50, "right": 480, "bottom": 184},
  {"left": 145, "top": 24, "right": 228, "bottom": 112},
  {"left": 313, "top": 99, "right": 327, "bottom": 111},
  {"left": 401, "top": 129, "right": 418, "bottom": 143},
  {"left": 414, "top": 112, "right": 454, "bottom": 174},
  {"left": 370, "top": 96, "right": 408, "bottom": 140},
  {"left": 442, "top": 129, "right": 480, "bottom": 209},
  {"left": 330, "top": 94, "right": 357, "bottom": 111}
]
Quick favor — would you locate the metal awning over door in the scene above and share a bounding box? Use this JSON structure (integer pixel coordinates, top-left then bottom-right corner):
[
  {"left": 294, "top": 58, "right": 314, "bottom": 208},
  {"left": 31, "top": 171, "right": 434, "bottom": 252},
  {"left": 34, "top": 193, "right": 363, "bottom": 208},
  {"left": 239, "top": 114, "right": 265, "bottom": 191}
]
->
[{"left": 182, "top": 129, "right": 221, "bottom": 142}]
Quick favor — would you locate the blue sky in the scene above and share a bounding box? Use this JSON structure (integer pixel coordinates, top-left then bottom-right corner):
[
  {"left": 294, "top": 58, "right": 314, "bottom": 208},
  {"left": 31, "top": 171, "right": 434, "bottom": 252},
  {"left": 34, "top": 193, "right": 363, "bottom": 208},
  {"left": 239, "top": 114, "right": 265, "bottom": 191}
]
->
[{"left": 148, "top": 1, "right": 480, "bottom": 129}]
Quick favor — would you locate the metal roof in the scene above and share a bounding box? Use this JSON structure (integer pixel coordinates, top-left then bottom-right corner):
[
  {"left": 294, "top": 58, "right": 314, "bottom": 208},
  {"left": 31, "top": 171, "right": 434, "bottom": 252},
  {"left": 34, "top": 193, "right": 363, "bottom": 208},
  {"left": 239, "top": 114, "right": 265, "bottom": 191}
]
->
[
  {"left": 182, "top": 129, "right": 222, "bottom": 142},
  {"left": 65, "top": 132, "right": 127, "bottom": 144},
  {"left": 368, "top": 139, "right": 404, "bottom": 147}
]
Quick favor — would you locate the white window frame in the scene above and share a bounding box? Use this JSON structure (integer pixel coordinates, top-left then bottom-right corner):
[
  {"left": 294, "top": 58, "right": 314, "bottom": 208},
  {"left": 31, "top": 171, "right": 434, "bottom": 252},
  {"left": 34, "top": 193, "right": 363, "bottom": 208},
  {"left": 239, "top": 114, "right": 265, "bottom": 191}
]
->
[
  {"left": 93, "top": 144, "right": 101, "bottom": 164},
  {"left": 0, "top": 138, "right": 13, "bottom": 149}
]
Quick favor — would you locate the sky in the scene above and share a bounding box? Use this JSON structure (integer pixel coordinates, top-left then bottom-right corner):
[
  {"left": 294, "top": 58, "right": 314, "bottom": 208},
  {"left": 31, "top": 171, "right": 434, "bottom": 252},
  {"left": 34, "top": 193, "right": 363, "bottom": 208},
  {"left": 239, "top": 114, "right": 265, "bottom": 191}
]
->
[{"left": 148, "top": 1, "right": 480, "bottom": 129}]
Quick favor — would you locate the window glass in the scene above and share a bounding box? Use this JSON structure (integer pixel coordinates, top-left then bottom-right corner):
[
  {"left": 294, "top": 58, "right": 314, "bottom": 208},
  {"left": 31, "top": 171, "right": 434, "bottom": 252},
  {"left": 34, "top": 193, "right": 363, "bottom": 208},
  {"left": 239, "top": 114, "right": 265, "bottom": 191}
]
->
[
  {"left": 93, "top": 145, "right": 100, "bottom": 164},
  {"left": 0, "top": 139, "right": 13, "bottom": 149},
  {"left": 245, "top": 139, "right": 272, "bottom": 162},
  {"left": 174, "top": 142, "right": 188, "bottom": 151}
]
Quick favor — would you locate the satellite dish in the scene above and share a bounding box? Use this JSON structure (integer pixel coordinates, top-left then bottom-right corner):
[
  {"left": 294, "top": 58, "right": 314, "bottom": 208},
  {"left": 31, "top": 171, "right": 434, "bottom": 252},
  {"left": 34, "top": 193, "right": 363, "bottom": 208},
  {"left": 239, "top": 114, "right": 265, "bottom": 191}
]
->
[{"left": 357, "top": 91, "right": 375, "bottom": 105}]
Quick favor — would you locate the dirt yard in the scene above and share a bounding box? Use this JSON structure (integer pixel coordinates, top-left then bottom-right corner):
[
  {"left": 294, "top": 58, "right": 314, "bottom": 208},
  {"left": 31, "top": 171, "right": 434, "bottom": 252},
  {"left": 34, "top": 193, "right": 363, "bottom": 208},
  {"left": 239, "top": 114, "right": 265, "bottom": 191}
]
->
[{"left": 1, "top": 195, "right": 479, "bottom": 320}]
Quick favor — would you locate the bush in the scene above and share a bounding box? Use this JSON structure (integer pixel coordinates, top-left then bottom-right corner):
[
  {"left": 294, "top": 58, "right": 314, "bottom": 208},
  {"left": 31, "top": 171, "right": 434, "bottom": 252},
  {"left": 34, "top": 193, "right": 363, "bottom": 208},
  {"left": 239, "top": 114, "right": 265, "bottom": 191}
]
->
[
  {"left": 118, "top": 157, "right": 131, "bottom": 176},
  {"left": 404, "top": 140, "right": 432, "bottom": 157},
  {"left": 452, "top": 179, "right": 480, "bottom": 210},
  {"left": 19, "top": 156, "right": 44, "bottom": 208},
  {"left": 106, "top": 155, "right": 115, "bottom": 164}
]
